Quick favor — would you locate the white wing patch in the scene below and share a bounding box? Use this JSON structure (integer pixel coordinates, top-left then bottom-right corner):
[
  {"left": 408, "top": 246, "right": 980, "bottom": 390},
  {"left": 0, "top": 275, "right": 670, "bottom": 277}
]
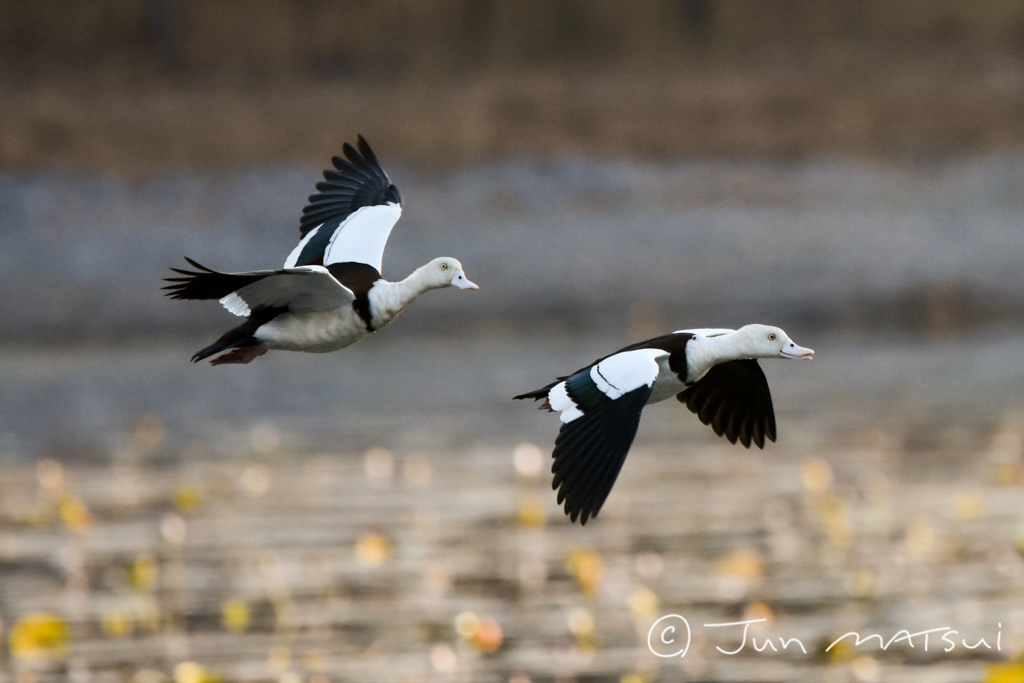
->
[
  {"left": 220, "top": 292, "right": 251, "bottom": 317},
  {"left": 592, "top": 350, "right": 666, "bottom": 397},
  {"left": 283, "top": 225, "right": 321, "bottom": 268},
  {"left": 550, "top": 349, "right": 667, "bottom": 425},
  {"left": 549, "top": 382, "right": 584, "bottom": 424},
  {"left": 323, "top": 203, "right": 403, "bottom": 270}
]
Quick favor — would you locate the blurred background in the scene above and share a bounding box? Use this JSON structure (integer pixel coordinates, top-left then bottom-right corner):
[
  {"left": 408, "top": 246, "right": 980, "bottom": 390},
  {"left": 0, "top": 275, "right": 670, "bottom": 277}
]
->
[{"left": 2, "top": 2, "right": 1024, "bottom": 682}]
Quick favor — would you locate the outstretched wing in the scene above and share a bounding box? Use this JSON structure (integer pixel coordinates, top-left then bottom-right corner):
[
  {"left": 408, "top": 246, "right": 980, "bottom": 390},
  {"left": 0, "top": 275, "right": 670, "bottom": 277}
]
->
[
  {"left": 285, "top": 135, "right": 404, "bottom": 270},
  {"left": 676, "top": 359, "right": 777, "bottom": 449},
  {"left": 164, "top": 258, "right": 355, "bottom": 315},
  {"left": 546, "top": 349, "right": 663, "bottom": 524}
]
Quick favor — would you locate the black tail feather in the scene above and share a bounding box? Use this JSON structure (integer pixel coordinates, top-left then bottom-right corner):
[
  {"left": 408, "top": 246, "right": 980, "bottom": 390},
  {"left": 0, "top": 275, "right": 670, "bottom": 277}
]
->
[
  {"left": 191, "top": 319, "right": 262, "bottom": 363},
  {"left": 163, "top": 257, "right": 267, "bottom": 301},
  {"left": 513, "top": 382, "right": 560, "bottom": 401}
]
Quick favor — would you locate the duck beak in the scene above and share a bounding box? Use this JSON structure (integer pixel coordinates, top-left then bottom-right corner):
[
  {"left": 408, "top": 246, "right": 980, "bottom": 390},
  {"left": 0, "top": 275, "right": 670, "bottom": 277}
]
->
[
  {"left": 779, "top": 343, "right": 814, "bottom": 359},
  {"left": 452, "top": 273, "right": 479, "bottom": 290}
]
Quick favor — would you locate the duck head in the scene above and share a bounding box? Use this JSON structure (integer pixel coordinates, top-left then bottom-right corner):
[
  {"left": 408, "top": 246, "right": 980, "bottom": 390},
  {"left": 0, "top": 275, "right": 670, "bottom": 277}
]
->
[
  {"left": 733, "top": 324, "right": 814, "bottom": 359},
  {"left": 427, "top": 257, "right": 478, "bottom": 290}
]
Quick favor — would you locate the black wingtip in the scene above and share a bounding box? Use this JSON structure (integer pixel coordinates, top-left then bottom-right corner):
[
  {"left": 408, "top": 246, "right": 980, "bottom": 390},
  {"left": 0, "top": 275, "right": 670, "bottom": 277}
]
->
[
  {"left": 356, "top": 135, "right": 380, "bottom": 167},
  {"left": 342, "top": 141, "right": 361, "bottom": 165}
]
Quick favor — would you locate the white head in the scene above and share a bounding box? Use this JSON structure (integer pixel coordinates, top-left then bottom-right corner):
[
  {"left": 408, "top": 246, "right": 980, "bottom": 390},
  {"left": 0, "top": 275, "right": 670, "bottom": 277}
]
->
[
  {"left": 426, "top": 257, "right": 478, "bottom": 290},
  {"left": 732, "top": 324, "right": 814, "bottom": 360}
]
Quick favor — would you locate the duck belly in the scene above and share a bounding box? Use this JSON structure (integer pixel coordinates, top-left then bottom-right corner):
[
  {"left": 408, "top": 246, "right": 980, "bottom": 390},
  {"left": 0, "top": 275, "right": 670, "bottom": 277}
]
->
[
  {"left": 254, "top": 308, "right": 369, "bottom": 353},
  {"left": 647, "top": 357, "right": 687, "bottom": 404}
]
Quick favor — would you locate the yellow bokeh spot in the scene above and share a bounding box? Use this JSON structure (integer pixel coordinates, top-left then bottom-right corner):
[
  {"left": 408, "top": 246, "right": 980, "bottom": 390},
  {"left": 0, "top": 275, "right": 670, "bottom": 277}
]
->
[
  {"left": 222, "top": 599, "right": 250, "bottom": 633},
  {"left": 628, "top": 586, "right": 658, "bottom": 618},
  {"left": 173, "top": 487, "right": 201, "bottom": 513},
  {"left": 130, "top": 556, "right": 159, "bottom": 591},
  {"left": 995, "top": 463, "right": 1024, "bottom": 486},
  {"left": 455, "top": 611, "right": 480, "bottom": 639},
  {"left": 59, "top": 493, "right": 93, "bottom": 532},
  {"left": 716, "top": 550, "right": 764, "bottom": 580},
  {"left": 355, "top": 534, "right": 392, "bottom": 565},
  {"left": 985, "top": 661, "right": 1024, "bottom": 683},
  {"left": 173, "top": 661, "right": 220, "bottom": 683},
  {"left": 953, "top": 492, "right": 983, "bottom": 519},
  {"left": 826, "top": 636, "right": 856, "bottom": 664},
  {"left": 102, "top": 612, "right": 133, "bottom": 637},
  {"left": 518, "top": 493, "right": 546, "bottom": 528},
  {"left": 566, "top": 548, "right": 604, "bottom": 596},
  {"left": 10, "top": 613, "right": 70, "bottom": 661},
  {"left": 621, "top": 674, "right": 651, "bottom": 683},
  {"left": 302, "top": 650, "right": 327, "bottom": 672},
  {"left": 801, "top": 459, "right": 832, "bottom": 493}
]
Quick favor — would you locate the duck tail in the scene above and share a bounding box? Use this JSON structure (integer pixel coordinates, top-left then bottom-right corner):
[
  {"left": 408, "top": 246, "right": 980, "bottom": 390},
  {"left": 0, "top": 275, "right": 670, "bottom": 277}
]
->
[
  {"left": 513, "top": 380, "right": 562, "bottom": 409},
  {"left": 191, "top": 319, "right": 263, "bottom": 364},
  {"left": 513, "top": 387, "right": 550, "bottom": 401}
]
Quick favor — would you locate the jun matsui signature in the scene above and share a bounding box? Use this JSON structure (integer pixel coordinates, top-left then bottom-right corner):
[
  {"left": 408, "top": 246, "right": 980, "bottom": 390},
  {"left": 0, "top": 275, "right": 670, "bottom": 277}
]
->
[{"left": 648, "top": 615, "right": 1003, "bottom": 658}]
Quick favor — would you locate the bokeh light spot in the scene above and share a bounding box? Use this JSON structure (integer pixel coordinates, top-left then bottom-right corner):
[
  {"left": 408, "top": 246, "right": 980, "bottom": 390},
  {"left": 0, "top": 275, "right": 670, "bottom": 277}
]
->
[
  {"left": 355, "top": 533, "right": 392, "bottom": 565},
  {"left": 10, "top": 613, "right": 69, "bottom": 661},
  {"left": 513, "top": 443, "right": 544, "bottom": 478}
]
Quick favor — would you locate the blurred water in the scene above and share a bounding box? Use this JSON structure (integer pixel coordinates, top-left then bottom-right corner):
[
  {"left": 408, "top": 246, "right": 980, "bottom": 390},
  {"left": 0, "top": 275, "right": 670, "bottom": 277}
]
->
[
  {"left": 1, "top": 154, "right": 1023, "bottom": 341},
  {"left": 2, "top": 157, "right": 1024, "bottom": 682},
  {"left": 1, "top": 327, "right": 1022, "bottom": 462},
  {"left": 1, "top": 330, "right": 1023, "bottom": 683}
]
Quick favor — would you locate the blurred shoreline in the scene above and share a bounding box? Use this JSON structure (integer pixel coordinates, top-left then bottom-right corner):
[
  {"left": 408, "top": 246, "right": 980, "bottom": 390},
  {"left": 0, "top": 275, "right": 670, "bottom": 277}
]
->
[{"left": 2, "top": 2, "right": 1024, "bottom": 172}]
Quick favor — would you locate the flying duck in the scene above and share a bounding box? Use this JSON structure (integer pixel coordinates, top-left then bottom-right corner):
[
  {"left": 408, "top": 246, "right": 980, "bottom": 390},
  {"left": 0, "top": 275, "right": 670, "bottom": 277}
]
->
[
  {"left": 514, "top": 325, "right": 813, "bottom": 524},
  {"left": 164, "top": 136, "right": 478, "bottom": 365}
]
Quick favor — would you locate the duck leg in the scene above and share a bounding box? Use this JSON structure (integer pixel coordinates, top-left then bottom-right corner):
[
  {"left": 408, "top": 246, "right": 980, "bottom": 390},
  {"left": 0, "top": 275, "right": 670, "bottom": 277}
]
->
[{"left": 208, "top": 343, "right": 269, "bottom": 365}]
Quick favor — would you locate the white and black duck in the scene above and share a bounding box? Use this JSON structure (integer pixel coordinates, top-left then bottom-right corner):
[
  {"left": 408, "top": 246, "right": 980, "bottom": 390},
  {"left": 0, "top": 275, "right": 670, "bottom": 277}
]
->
[
  {"left": 164, "top": 136, "right": 478, "bottom": 365},
  {"left": 514, "top": 325, "right": 814, "bottom": 524}
]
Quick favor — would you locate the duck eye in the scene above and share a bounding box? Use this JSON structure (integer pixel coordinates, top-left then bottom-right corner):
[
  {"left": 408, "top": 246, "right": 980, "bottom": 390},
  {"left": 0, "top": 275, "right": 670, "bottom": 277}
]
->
[
  {"left": 768, "top": 333, "right": 776, "bottom": 341},
  {"left": 441, "top": 263, "right": 449, "bottom": 270}
]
